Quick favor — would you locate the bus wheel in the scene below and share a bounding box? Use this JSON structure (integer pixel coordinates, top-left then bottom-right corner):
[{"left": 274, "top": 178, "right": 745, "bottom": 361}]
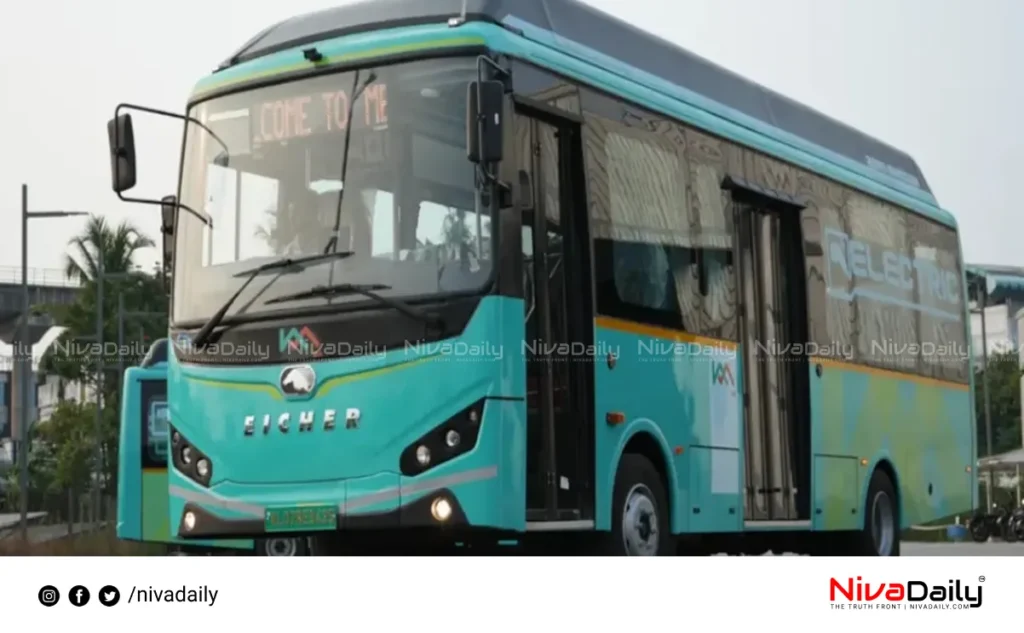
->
[
  {"left": 839, "top": 470, "right": 900, "bottom": 556},
  {"left": 604, "top": 453, "right": 673, "bottom": 556},
  {"left": 257, "top": 537, "right": 309, "bottom": 556}
]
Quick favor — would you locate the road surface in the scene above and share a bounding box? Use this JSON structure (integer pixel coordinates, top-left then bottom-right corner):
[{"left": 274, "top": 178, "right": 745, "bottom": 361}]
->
[
  {"left": 901, "top": 541, "right": 1024, "bottom": 556},
  {"left": 755, "top": 541, "right": 1024, "bottom": 556}
]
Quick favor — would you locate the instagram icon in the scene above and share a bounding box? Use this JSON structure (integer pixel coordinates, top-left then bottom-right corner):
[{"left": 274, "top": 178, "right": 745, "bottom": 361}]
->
[{"left": 38, "top": 585, "right": 60, "bottom": 606}]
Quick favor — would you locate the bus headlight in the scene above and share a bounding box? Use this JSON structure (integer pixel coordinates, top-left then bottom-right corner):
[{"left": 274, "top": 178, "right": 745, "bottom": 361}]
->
[
  {"left": 445, "top": 430, "right": 460, "bottom": 448},
  {"left": 170, "top": 425, "right": 214, "bottom": 487},
  {"left": 431, "top": 497, "right": 453, "bottom": 522},
  {"left": 399, "top": 399, "right": 485, "bottom": 476}
]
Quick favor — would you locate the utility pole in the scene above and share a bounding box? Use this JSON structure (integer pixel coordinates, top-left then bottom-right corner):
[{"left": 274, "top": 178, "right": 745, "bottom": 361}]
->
[
  {"left": 17, "top": 184, "right": 87, "bottom": 541},
  {"left": 977, "top": 279, "right": 994, "bottom": 509},
  {"left": 94, "top": 259, "right": 103, "bottom": 528}
]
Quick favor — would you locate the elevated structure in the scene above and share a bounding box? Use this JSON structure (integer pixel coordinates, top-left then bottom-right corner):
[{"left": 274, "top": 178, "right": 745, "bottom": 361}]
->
[{"left": 0, "top": 267, "right": 81, "bottom": 344}]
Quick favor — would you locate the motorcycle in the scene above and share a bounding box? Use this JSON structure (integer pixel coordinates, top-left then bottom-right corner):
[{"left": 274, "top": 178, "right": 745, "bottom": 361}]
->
[{"left": 969, "top": 503, "right": 1007, "bottom": 542}]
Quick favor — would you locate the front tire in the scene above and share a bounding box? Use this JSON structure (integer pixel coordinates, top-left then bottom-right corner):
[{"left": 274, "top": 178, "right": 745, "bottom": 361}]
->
[
  {"left": 256, "top": 537, "right": 309, "bottom": 556},
  {"left": 603, "top": 453, "right": 673, "bottom": 556}
]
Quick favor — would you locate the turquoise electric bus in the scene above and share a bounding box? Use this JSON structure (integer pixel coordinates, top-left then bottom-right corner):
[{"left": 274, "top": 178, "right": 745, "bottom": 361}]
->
[
  {"left": 117, "top": 339, "right": 310, "bottom": 555},
  {"left": 106, "top": 0, "right": 975, "bottom": 555}
]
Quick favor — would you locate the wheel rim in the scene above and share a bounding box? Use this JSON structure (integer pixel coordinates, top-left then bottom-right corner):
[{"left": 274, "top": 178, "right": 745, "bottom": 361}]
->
[
  {"left": 264, "top": 537, "right": 298, "bottom": 556},
  {"left": 621, "top": 484, "right": 660, "bottom": 556},
  {"left": 870, "top": 491, "right": 895, "bottom": 556}
]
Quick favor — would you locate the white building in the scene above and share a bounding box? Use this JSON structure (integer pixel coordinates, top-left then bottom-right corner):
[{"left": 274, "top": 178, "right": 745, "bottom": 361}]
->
[
  {"left": 0, "top": 326, "right": 92, "bottom": 465},
  {"left": 970, "top": 302, "right": 1024, "bottom": 365}
]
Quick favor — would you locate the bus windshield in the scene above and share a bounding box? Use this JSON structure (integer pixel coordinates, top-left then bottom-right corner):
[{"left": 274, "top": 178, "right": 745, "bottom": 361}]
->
[{"left": 173, "top": 57, "right": 491, "bottom": 325}]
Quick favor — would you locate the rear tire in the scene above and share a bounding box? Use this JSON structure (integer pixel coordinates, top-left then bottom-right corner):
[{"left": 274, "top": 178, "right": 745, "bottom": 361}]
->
[
  {"left": 600, "top": 453, "right": 674, "bottom": 556},
  {"left": 835, "top": 469, "right": 900, "bottom": 556}
]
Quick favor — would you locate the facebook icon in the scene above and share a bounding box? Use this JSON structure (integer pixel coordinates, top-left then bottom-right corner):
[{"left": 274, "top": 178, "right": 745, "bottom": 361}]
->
[{"left": 69, "top": 585, "right": 90, "bottom": 606}]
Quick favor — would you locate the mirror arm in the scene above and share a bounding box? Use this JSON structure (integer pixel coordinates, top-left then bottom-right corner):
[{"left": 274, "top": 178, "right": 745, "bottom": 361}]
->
[
  {"left": 115, "top": 192, "right": 212, "bottom": 228},
  {"left": 114, "top": 102, "right": 232, "bottom": 164}
]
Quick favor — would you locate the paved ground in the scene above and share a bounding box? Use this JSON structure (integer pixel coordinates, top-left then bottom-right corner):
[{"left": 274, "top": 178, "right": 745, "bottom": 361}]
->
[
  {"left": 0, "top": 512, "right": 46, "bottom": 530},
  {"left": 0, "top": 519, "right": 104, "bottom": 544},
  {"left": 901, "top": 541, "right": 1024, "bottom": 556},
  {"left": 759, "top": 541, "right": 1024, "bottom": 556}
]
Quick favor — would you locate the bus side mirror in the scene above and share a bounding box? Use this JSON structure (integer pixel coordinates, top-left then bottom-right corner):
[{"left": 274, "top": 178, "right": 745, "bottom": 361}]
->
[
  {"left": 160, "top": 195, "right": 175, "bottom": 282},
  {"left": 466, "top": 80, "right": 504, "bottom": 164},
  {"left": 107, "top": 113, "right": 138, "bottom": 192},
  {"left": 160, "top": 195, "right": 176, "bottom": 233}
]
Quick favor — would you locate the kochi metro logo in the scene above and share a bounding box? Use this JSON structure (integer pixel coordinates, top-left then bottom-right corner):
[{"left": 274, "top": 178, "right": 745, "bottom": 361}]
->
[
  {"left": 712, "top": 361, "right": 734, "bottom": 387},
  {"left": 279, "top": 326, "right": 322, "bottom": 357}
]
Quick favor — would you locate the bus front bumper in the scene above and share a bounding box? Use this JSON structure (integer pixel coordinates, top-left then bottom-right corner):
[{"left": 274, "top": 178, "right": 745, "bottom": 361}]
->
[{"left": 170, "top": 466, "right": 500, "bottom": 539}]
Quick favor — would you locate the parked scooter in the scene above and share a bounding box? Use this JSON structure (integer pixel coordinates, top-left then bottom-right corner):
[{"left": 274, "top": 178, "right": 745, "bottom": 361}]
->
[
  {"left": 970, "top": 503, "right": 1005, "bottom": 542},
  {"left": 1007, "top": 503, "right": 1024, "bottom": 542},
  {"left": 969, "top": 503, "right": 1021, "bottom": 542}
]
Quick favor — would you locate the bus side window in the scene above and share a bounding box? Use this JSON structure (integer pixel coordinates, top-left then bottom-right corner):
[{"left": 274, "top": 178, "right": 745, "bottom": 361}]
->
[{"left": 146, "top": 400, "right": 169, "bottom": 464}]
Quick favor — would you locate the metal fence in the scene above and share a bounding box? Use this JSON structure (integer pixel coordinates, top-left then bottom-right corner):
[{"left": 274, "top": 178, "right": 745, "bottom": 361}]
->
[{"left": 0, "top": 266, "right": 81, "bottom": 288}]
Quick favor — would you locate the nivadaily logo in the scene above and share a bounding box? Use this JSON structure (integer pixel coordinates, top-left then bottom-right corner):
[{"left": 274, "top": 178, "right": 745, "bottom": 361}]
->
[{"left": 830, "top": 576, "right": 984, "bottom": 610}]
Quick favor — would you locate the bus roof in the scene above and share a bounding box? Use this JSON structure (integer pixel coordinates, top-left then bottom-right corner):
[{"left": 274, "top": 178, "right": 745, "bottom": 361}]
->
[{"left": 220, "top": 0, "right": 931, "bottom": 197}]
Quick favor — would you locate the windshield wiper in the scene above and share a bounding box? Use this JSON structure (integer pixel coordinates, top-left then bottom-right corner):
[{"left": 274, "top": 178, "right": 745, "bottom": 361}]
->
[
  {"left": 324, "top": 69, "right": 378, "bottom": 257},
  {"left": 264, "top": 283, "right": 443, "bottom": 328},
  {"left": 190, "top": 251, "right": 354, "bottom": 349}
]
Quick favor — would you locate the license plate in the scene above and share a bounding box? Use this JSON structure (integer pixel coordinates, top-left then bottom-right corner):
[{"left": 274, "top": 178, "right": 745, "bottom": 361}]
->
[{"left": 264, "top": 504, "right": 337, "bottom": 533}]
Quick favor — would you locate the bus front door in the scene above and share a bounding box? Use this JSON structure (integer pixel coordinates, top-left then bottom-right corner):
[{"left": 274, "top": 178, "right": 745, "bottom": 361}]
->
[{"left": 515, "top": 108, "right": 595, "bottom": 525}]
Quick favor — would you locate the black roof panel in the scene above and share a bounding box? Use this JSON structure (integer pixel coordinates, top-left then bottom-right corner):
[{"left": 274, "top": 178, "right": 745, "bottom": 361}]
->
[{"left": 223, "top": 0, "right": 930, "bottom": 194}]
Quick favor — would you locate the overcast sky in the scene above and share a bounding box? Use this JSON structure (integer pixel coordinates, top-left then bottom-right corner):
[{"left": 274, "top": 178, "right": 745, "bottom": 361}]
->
[{"left": 0, "top": 0, "right": 1020, "bottom": 277}]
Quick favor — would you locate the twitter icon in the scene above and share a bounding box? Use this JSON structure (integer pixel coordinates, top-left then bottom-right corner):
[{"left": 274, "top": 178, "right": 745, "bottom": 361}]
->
[{"left": 99, "top": 585, "right": 120, "bottom": 606}]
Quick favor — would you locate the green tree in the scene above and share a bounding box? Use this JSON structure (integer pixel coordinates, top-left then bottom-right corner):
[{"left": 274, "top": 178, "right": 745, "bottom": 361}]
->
[
  {"left": 37, "top": 401, "right": 97, "bottom": 528},
  {"left": 36, "top": 215, "right": 168, "bottom": 501},
  {"left": 2, "top": 423, "right": 58, "bottom": 516},
  {"left": 975, "top": 350, "right": 1022, "bottom": 457}
]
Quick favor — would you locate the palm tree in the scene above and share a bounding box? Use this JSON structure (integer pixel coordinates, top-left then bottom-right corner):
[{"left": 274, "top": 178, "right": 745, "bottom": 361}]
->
[{"left": 63, "top": 215, "right": 155, "bottom": 282}]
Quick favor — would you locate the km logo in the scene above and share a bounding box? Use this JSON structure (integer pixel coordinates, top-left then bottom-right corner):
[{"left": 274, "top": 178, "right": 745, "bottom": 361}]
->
[
  {"left": 279, "top": 326, "right": 322, "bottom": 357},
  {"left": 712, "top": 361, "right": 734, "bottom": 387}
]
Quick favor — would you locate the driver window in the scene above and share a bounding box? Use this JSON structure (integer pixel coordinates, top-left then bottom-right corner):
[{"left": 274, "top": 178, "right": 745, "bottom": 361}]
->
[
  {"left": 202, "top": 164, "right": 281, "bottom": 265},
  {"left": 204, "top": 163, "right": 237, "bottom": 266}
]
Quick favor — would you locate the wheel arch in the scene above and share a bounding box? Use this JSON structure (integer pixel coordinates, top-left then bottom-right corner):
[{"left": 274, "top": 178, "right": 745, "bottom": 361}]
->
[
  {"left": 597, "top": 419, "right": 679, "bottom": 531},
  {"left": 863, "top": 456, "right": 902, "bottom": 530}
]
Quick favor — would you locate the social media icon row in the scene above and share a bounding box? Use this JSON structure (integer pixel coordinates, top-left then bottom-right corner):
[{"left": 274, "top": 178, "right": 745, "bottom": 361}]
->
[{"left": 38, "top": 584, "right": 120, "bottom": 607}]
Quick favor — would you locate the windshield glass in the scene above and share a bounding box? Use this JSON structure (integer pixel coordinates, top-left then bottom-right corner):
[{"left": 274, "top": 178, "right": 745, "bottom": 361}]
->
[{"left": 174, "top": 57, "right": 491, "bottom": 324}]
